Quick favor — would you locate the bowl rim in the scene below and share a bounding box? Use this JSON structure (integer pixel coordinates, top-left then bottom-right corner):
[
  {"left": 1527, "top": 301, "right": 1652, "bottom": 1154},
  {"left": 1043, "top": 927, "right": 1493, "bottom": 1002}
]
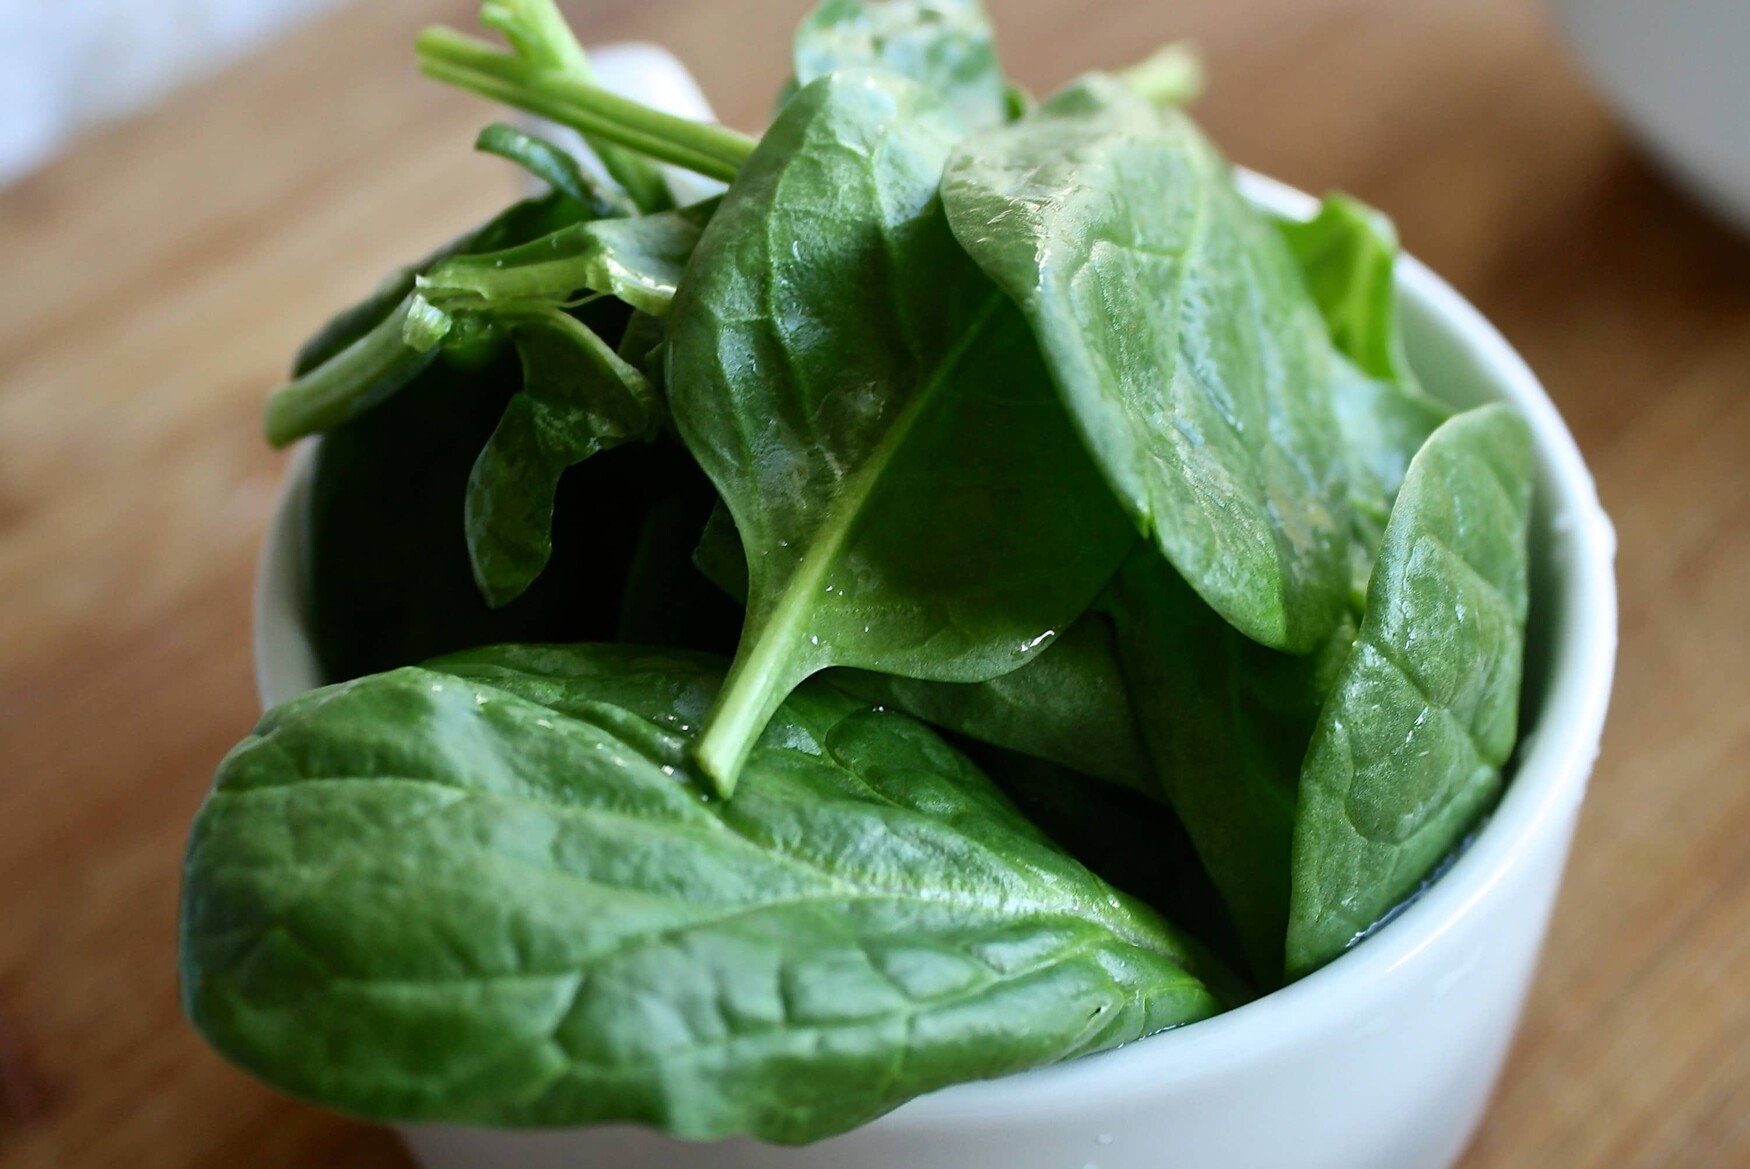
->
[{"left": 251, "top": 169, "right": 1618, "bottom": 1124}]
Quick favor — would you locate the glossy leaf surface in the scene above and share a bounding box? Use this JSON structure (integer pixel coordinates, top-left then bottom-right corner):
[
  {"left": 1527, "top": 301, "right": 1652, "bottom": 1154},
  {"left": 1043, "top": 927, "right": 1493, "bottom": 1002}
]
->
[
  {"left": 1287, "top": 404, "right": 1533, "bottom": 978},
  {"left": 667, "top": 72, "right": 1133, "bottom": 793},
  {"left": 942, "top": 76, "right": 1349, "bottom": 652},
  {"left": 180, "top": 645, "right": 1221, "bottom": 1142}
]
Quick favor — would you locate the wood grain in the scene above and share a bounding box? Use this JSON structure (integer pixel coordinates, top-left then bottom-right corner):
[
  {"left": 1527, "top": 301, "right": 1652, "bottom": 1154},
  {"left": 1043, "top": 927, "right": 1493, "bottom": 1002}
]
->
[{"left": 0, "top": 0, "right": 1745, "bottom": 1166}]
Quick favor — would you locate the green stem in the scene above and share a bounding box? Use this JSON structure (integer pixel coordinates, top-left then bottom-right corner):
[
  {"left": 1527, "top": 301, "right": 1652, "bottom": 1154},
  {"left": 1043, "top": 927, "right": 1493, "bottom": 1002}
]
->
[
  {"left": 263, "top": 296, "right": 437, "bottom": 447},
  {"left": 1117, "top": 42, "right": 1205, "bottom": 108},
  {"left": 479, "top": 0, "right": 671, "bottom": 212},
  {"left": 417, "top": 28, "right": 757, "bottom": 185}
]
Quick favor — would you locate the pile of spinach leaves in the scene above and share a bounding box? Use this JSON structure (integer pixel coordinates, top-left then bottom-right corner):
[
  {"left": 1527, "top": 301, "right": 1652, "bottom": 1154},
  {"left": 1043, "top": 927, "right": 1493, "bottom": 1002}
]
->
[{"left": 179, "top": 0, "right": 1535, "bottom": 1144}]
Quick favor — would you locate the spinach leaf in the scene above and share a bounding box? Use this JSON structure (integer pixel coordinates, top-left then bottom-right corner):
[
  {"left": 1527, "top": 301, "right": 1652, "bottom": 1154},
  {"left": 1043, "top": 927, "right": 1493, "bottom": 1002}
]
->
[
  {"left": 180, "top": 645, "right": 1223, "bottom": 1142},
  {"left": 1329, "top": 356, "right": 1451, "bottom": 602},
  {"left": 667, "top": 71, "right": 1133, "bottom": 794},
  {"left": 464, "top": 310, "right": 662, "bottom": 607},
  {"left": 1276, "top": 193, "right": 1416, "bottom": 388},
  {"left": 473, "top": 122, "right": 633, "bottom": 216},
  {"left": 792, "top": 0, "right": 1009, "bottom": 132},
  {"left": 1103, "top": 550, "right": 1353, "bottom": 984},
  {"left": 941, "top": 76, "right": 1350, "bottom": 653},
  {"left": 1114, "top": 41, "right": 1204, "bottom": 108},
  {"left": 1286, "top": 404, "right": 1533, "bottom": 978},
  {"left": 425, "top": 198, "right": 718, "bottom": 318}
]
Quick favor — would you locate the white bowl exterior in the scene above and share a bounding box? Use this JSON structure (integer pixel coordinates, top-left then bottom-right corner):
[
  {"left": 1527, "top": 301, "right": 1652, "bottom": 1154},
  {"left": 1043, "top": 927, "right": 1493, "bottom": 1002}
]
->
[{"left": 251, "top": 49, "right": 1617, "bottom": 1169}]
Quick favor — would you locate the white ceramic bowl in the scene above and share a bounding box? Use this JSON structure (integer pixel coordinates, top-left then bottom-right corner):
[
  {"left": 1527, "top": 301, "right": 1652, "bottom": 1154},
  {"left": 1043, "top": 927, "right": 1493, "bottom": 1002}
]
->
[
  {"left": 253, "top": 47, "right": 1617, "bottom": 1169},
  {"left": 1554, "top": 0, "right": 1750, "bottom": 235}
]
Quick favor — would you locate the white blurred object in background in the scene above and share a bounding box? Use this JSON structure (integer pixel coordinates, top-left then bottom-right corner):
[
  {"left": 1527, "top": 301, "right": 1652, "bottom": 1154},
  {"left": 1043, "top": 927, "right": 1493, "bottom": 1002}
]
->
[
  {"left": 1555, "top": 0, "right": 1750, "bottom": 236},
  {"left": 0, "top": 0, "right": 350, "bottom": 185}
]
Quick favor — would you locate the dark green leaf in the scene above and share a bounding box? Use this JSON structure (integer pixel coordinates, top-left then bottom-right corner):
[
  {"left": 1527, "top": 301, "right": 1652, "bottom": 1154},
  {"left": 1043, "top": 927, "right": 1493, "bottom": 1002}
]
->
[
  {"left": 958, "top": 741, "right": 1250, "bottom": 984},
  {"left": 836, "top": 614, "right": 1152, "bottom": 794},
  {"left": 465, "top": 311, "right": 662, "bottom": 608},
  {"left": 941, "top": 76, "right": 1350, "bottom": 652},
  {"left": 180, "top": 645, "right": 1222, "bottom": 1142},
  {"left": 793, "top": 0, "right": 1008, "bottom": 132},
  {"left": 614, "top": 492, "right": 745, "bottom": 656},
  {"left": 668, "top": 72, "right": 1134, "bottom": 794},
  {"left": 1286, "top": 404, "right": 1533, "bottom": 978},
  {"left": 474, "top": 122, "right": 632, "bottom": 216},
  {"left": 1103, "top": 550, "right": 1353, "bottom": 984}
]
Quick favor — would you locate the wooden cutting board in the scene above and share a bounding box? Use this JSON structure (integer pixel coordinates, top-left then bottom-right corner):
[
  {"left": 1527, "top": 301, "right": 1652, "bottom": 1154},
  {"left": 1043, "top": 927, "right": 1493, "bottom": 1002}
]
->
[{"left": 0, "top": 1, "right": 1744, "bottom": 1166}]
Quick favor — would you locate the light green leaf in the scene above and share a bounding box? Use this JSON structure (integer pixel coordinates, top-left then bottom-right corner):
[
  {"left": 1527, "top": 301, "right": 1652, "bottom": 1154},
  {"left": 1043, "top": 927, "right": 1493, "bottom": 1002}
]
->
[
  {"left": 1276, "top": 192, "right": 1415, "bottom": 387},
  {"left": 425, "top": 198, "right": 718, "bottom": 318},
  {"left": 793, "top": 0, "right": 1008, "bottom": 131}
]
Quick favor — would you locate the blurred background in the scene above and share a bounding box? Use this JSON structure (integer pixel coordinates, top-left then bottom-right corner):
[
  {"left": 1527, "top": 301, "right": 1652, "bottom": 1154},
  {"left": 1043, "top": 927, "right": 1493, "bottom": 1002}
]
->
[{"left": 0, "top": 1, "right": 1744, "bottom": 1166}]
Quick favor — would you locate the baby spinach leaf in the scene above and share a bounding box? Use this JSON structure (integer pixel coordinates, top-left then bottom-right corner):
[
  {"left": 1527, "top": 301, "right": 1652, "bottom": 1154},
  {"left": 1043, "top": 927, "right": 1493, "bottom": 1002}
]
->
[
  {"left": 465, "top": 310, "right": 662, "bottom": 608},
  {"left": 1114, "top": 41, "right": 1205, "bottom": 108},
  {"left": 473, "top": 122, "right": 633, "bottom": 216},
  {"left": 1329, "top": 357, "right": 1451, "bottom": 602},
  {"left": 425, "top": 198, "right": 718, "bottom": 318},
  {"left": 1276, "top": 193, "right": 1416, "bottom": 388},
  {"left": 667, "top": 71, "right": 1133, "bottom": 795},
  {"left": 941, "top": 76, "right": 1350, "bottom": 653},
  {"left": 793, "top": 0, "right": 1008, "bottom": 132},
  {"left": 180, "top": 645, "right": 1222, "bottom": 1142},
  {"left": 1286, "top": 404, "right": 1533, "bottom": 979},
  {"left": 1103, "top": 550, "right": 1353, "bottom": 984}
]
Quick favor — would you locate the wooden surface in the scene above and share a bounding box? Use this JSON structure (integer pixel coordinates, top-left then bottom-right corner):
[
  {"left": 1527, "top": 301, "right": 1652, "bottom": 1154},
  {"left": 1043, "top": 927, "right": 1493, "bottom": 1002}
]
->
[{"left": 1, "top": 0, "right": 1745, "bottom": 1165}]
